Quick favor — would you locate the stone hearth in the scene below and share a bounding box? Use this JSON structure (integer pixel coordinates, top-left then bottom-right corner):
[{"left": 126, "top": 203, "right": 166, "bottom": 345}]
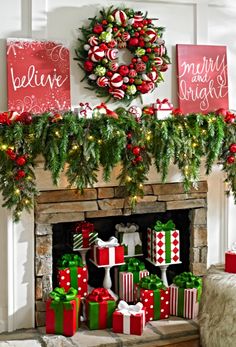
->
[{"left": 34, "top": 181, "right": 208, "bottom": 327}]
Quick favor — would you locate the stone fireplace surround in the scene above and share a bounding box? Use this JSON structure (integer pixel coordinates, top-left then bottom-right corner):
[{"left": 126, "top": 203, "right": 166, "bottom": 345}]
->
[{"left": 34, "top": 181, "right": 208, "bottom": 327}]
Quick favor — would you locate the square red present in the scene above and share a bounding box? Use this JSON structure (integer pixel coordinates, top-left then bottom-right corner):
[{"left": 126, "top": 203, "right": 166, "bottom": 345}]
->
[
  {"left": 225, "top": 251, "right": 236, "bottom": 273},
  {"left": 46, "top": 291, "right": 80, "bottom": 336},
  {"left": 57, "top": 265, "right": 88, "bottom": 298},
  {"left": 91, "top": 245, "right": 124, "bottom": 266},
  {"left": 112, "top": 301, "right": 146, "bottom": 335},
  {"left": 140, "top": 288, "right": 170, "bottom": 321}
]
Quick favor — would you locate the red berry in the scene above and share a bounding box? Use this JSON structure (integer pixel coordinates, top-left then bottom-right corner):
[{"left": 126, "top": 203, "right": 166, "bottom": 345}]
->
[
  {"left": 106, "top": 71, "right": 113, "bottom": 77},
  {"left": 132, "top": 58, "right": 137, "bottom": 64},
  {"left": 102, "top": 20, "right": 108, "bottom": 25},
  {"left": 127, "top": 132, "right": 132, "bottom": 139},
  {"left": 129, "top": 64, "right": 134, "bottom": 69},
  {"left": 122, "top": 84, "right": 128, "bottom": 90},
  {"left": 16, "top": 170, "right": 26, "bottom": 178},
  {"left": 229, "top": 144, "right": 236, "bottom": 153},
  {"left": 6, "top": 148, "right": 16, "bottom": 160},
  {"left": 135, "top": 155, "right": 143, "bottom": 162},
  {"left": 113, "top": 27, "right": 118, "bottom": 32},
  {"left": 129, "top": 78, "right": 134, "bottom": 84},
  {"left": 129, "top": 38, "right": 139, "bottom": 46},
  {"left": 134, "top": 32, "right": 140, "bottom": 37},
  {"left": 227, "top": 155, "right": 235, "bottom": 164},
  {"left": 126, "top": 144, "right": 132, "bottom": 150},
  {"left": 100, "top": 43, "right": 108, "bottom": 50},
  {"left": 142, "top": 55, "right": 149, "bottom": 62},
  {"left": 132, "top": 146, "right": 141, "bottom": 156},
  {"left": 146, "top": 48, "right": 152, "bottom": 53},
  {"left": 119, "top": 65, "right": 129, "bottom": 76},
  {"left": 139, "top": 40, "right": 145, "bottom": 47},
  {"left": 139, "top": 30, "right": 145, "bottom": 35},
  {"left": 16, "top": 156, "right": 26, "bottom": 166}
]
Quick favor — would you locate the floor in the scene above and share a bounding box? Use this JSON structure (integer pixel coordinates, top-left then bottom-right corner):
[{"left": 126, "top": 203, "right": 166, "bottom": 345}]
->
[{"left": 0, "top": 317, "right": 199, "bottom": 347}]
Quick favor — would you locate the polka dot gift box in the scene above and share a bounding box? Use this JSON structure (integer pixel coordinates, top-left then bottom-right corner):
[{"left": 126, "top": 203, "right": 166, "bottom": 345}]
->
[
  {"left": 57, "top": 253, "right": 88, "bottom": 298},
  {"left": 139, "top": 274, "right": 170, "bottom": 321},
  {"left": 147, "top": 219, "right": 180, "bottom": 265}
]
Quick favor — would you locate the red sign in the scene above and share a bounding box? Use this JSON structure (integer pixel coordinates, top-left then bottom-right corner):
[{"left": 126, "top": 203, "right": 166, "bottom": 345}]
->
[
  {"left": 176, "top": 44, "right": 228, "bottom": 114},
  {"left": 7, "top": 38, "right": 71, "bottom": 113}
]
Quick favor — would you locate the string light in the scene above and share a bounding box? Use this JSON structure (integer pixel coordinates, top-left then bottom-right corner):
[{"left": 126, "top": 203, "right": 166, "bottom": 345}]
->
[
  {"left": 24, "top": 199, "right": 30, "bottom": 205},
  {"left": 72, "top": 145, "right": 79, "bottom": 150},
  {"left": 97, "top": 139, "right": 102, "bottom": 144},
  {"left": 15, "top": 189, "right": 20, "bottom": 195},
  {"left": 116, "top": 131, "right": 120, "bottom": 136},
  {"left": 202, "top": 129, "right": 207, "bottom": 134},
  {"left": 55, "top": 130, "right": 60, "bottom": 137},
  {"left": 139, "top": 183, "right": 143, "bottom": 188},
  {"left": 27, "top": 176, "right": 32, "bottom": 181},
  {"left": 1, "top": 144, "right": 7, "bottom": 150},
  {"left": 192, "top": 143, "right": 197, "bottom": 148},
  {"left": 88, "top": 135, "right": 94, "bottom": 141},
  {"left": 126, "top": 176, "right": 132, "bottom": 182}
]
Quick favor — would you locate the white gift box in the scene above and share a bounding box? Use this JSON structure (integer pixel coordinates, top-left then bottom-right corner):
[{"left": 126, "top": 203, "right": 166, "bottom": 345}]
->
[{"left": 152, "top": 98, "right": 173, "bottom": 120}]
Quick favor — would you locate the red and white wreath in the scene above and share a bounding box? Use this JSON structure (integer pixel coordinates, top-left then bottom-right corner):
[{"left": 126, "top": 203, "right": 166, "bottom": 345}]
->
[{"left": 75, "top": 7, "right": 170, "bottom": 102}]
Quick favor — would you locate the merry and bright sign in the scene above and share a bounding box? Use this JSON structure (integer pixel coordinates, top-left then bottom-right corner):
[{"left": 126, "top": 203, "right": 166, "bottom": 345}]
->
[
  {"left": 7, "top": 38, "right": 71, "bottom": 113},
  {"left": 176, "top": 44, "right": 228, "bottom": 114}
]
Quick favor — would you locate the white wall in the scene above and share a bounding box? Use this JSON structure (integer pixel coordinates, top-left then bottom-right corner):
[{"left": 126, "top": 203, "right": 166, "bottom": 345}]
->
[{"left": 0, "top": 0, "right": 236, "bottom": 332}]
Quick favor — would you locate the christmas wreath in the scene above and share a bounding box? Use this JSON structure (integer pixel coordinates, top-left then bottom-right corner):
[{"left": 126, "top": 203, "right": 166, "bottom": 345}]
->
[{"left": 75, "top": 7, "right": 170, "bottom": 103}]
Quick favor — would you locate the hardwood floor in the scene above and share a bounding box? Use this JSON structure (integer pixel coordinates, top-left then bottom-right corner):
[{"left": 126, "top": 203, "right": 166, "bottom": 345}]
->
[{"left": 137, "top": 336, "right": 200, "bottom": 347}]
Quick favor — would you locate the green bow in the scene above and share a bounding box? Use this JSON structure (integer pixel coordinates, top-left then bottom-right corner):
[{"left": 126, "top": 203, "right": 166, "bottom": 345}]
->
[
  {"left": 173, "top": 272, "right": 202, "bottom": 289},
  {"left": 50, "top": 287, "right": 78, "bottom": 303},
  {"left": 57, "top": 253, "right": 83, "bottom": 268},
  {"left": 140, "top": 274, "right": 166, "bottom": 290},
  {"left": 120, "top": 258, "right": 145, "bottom": 272},
  {"left": 154, "top": 220, "right": 175, "bottom": 232}
]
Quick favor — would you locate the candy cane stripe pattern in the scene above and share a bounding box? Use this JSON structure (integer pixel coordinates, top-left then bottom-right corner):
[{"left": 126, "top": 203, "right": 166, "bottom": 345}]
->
[{"left": 77, "top": 6, "right": 170, "bottom": 102}]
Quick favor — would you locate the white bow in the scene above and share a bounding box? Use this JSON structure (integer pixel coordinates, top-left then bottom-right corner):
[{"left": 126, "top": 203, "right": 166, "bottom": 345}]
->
[
  {"left": 96, "top": 236, "right": 119, "bottom": 248},
  {"left": 115, "top": 223, "right": 139, "bottom": 233},
  {"left": 117, "top": 300, "right": 143, "bottom": 316}
]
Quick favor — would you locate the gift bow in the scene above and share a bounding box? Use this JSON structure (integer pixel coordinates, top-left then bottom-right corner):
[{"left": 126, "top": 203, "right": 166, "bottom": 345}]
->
[
  {"left": 86, "top": 288, "right": 114, "bottom": 302},
  {"left": 117, "top": 300, "right": 143, "bottom": 316},
  {"left": 120, "top": 257, "right": 145, "bottom": 272},
  {"left": 49, "top": 287, "right": 78, "bottom": 302},
  {"left": 140, "top": 274, "right": 166, "bottom": 290},
  {"left": 156, "top": 98, "right": 173, "bottom": 107},
  {"left": 96, "top": 103, "right": 118, "bottom": 119},
  {"left": 96, "top": 236, "right": 119, "bottom": 248},
  {"left": 115, "top": 223, "right": 139, "bottom": 233},
  {"left": 154, "top": 220, "right": 175, "bottom": 232},
  {"left": 173, "top": 272, "right": 202, "bottom": 289},
  {"left": 57, "top": 253, "right": 84, "bottom": 268},
  {"left": 75, "top": 221, "right": 94, "bottom": 233}
]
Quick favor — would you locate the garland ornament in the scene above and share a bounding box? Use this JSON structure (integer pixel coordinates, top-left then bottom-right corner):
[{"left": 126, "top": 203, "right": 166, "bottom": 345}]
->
[{"left": 75, "top": 7, "right": 170, "bottom": 103}]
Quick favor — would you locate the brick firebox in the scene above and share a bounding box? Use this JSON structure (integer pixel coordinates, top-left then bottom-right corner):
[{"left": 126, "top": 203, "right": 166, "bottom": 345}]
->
[{"left": 34, "top": 181, "right": 208, "bottom": 326}]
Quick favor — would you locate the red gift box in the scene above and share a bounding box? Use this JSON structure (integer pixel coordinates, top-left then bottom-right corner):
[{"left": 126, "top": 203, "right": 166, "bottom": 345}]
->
[
  {"left": 91, "top": 237, "right": 124, "bottom": 266},
  {"left": 225, "top": 251, "right": 236, "bottom": 273},
  {"left": 140, "top": 288, "right": 170, "bottom": 321},
  {"left": 46, "top": 287, "right": 80, "bottom": 336},
  {"left": 57, "top": 265, "right": 88, "bottom": 297},
  {"left": 112, "top": 300, "right": 146, "bottom": 335}
]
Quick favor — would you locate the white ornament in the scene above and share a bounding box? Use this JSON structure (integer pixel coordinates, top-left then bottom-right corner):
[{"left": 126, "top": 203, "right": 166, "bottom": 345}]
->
[
  {"left": 88, "top": 74, "right": 97, "bottom": 80},
  {"left": 84, "top": 44, "right": 90, "bottom": 51}
]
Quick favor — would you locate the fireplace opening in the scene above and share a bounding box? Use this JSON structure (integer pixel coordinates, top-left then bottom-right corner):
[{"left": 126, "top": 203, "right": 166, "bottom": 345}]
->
[{"left": 52, "top": 209, "right": 190, "bottom": 289}]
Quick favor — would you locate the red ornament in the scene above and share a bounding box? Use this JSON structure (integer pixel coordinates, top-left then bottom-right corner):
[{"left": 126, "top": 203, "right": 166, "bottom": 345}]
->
[
  {"left": 139, "top": 38, "right": 146, "bottom": 46},
  {"left": 16, "top": 156, "right": 26, "bottom": 166},
  {"left": 141, "top": 55, "right": 149, "bottom": 62},
  {"left": 16, "top": 170, "right": 26, "bottom": 178},
  {"left": 100, "top": 43, "right": 108, "bottom": 51},
  {"left": 172, "top": 108, "right": 183, "bottom": 116},
  {"left": 84, "top": 61, "right": 94, "bottom": 72},
  {"left": 132, "top": 146, "right": 141, "bottom": 156},
  {"left": 225, "top": 112, "right": 236, "bottom": 123},
  {"left": 119, "top": 65, "right": 129, "bottom": 76},
  {"left": 127, "top": 132, "right": 132, "bottom": 139},
  {"left": 20, "top": 112, "right": 33, "bottom": 125},
  {"left": 6, "top": 148, "right": 16, "bottom": 160},
  {"left": 227, "top": 156, "right": 235, "bottom": 164},
  {"left": 93, "top": 24, "right": 103, "bottom": 34},
  {"left": 128, "top": 38, "right": 139, "bottom": 46},
  {"left": 135, "top": 155, "right": 143, "bottom": 162},
  {"left": 160, "top": 63, "right": 168, "bottom": 72},
  {"left": 229, "top": 144, "right": 236, "bottom": 153},
  {"left": 216, "top": 108, "right": 228, "bottom": 117}
]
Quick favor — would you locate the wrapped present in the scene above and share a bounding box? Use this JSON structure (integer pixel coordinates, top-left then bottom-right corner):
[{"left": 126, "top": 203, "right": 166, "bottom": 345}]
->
[
  {"left": 147, "top": 220, "right": 180, "bottom": 265},
  {"left": 73, "top": 221, "right": 98, "bottom": 249},
  {"left": 225, "top": 242, "right": 236, "bottom": 273},
  {"left": 139, "top": 274, "right": 170, "bottom": 321},
  {"left": 152, "top": 98, "right": 173, "bottom": 120},
  {"left": 118, "top": 258, "right": 149, "bottom": 302},
  {"left": 86, "top": 288, "right": 116, "bottom": 329},
  {"left": 170, "top": 272, "right": 202, "bottom": 319},
  {"left": 46, "top": 287, "right": 80, "bottom": 336},
  {"left": 115, "top": 223, "right": 143, "bottom": 257},
  {"left": 112, "top": 300, "right": 146, "bottom": 335},
  {"left": 90, "top": 236, "right": 124, "bottom": 266},
  {"left": 57, "top": 253, "right": 88, "bottom": 297}
]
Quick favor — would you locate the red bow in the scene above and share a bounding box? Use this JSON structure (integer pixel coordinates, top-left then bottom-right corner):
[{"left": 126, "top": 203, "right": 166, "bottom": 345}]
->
[
  {"left": 75, "top": 221, "right": 94, "bottom": 235},
  {"left": 87, "top": 288, "right": 114, "bottom": 302},
  {"left": 96, "top": 103, "right": 118, "bottom": 119}
]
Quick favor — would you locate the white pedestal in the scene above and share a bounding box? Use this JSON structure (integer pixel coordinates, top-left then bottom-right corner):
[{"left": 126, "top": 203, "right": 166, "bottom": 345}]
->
[
  {"left": 73, "top": 247, "right": 90, "bottom": 264},
  {"left": 146, "top": 259, "right": 182, "bottom": 287}
]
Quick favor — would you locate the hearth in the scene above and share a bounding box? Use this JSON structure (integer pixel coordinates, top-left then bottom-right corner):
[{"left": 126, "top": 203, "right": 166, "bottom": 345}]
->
[{"left": 34, "top": 181, "right": 208, "bottom": 327}]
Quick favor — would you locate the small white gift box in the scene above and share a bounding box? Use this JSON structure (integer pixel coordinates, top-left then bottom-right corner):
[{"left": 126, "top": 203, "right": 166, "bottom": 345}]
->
[{"left": 152, "top": 98, "right": 173, "bottom": 120}]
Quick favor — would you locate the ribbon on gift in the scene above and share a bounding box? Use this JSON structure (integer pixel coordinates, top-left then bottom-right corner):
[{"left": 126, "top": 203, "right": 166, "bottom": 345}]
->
[
  {"left": 120, "top": 258, "right": 145, "bottom": 284},
  {"left": 96, "top": 236, "right": 119, "bottom": 248},
  {"left": 87, "top": 288, "right": 114, "bottom": 302},
  {"left": 140, "top": 274, "right": 166, "bottom": 290},
  {"left": 154, "top": 220, "right": 175, "bottom": 232},
  {"left": 57, "top": 253, "right": 84, "bottom": 289},
  {"left": 117, "top": 300, "right": 145, "bottom": 334},
  {"left": 173, "top": 272, "right": 202, "bottom": 317},
  {"left": 49, "top": 287, "right": 79, "bottom": 333},
  {"left": 153, "top": 98, "right": 173, "bottom": 111},
  {"left": 74, "top": 221, "right": 95, "bottom": 248}
]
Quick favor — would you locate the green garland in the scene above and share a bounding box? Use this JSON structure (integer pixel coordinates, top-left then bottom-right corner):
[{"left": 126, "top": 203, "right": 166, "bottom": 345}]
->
[{"left": 0, "top": 109, "right": 234, "bottom": 221}]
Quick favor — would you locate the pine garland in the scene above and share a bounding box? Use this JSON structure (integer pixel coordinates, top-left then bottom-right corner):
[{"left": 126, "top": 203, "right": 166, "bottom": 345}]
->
[{"left": 0, "top": 109, "right": 233, "bottom": 221}]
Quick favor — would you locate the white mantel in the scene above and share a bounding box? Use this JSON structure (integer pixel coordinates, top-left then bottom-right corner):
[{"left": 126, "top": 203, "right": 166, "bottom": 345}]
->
[{"left": 1, "top": 0, "right": 236, "bottom": 334}]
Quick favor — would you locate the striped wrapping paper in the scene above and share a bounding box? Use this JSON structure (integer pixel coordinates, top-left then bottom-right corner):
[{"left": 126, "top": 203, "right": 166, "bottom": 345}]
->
[
  {"left": 119, "top": 269, "right": 149, "bottom": 303},
  {"left": 73, "top": 232, "right": 98, "bottom": 249},
  {"left": 170, "top": 284, "right": 199, "bottom": 319}
]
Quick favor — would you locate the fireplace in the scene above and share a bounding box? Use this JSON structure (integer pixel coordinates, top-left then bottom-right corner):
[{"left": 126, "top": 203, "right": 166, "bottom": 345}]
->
[{"left": 34, "top": 181, "right": 208, "bottom": 326}]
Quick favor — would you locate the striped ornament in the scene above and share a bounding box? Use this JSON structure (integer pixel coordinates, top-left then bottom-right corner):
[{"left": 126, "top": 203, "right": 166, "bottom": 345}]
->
[
  {"left": 113, "top": 9, "right": 127, "bottom": 26},
  {"left": 110, "top": 88, "right": 125, "bottom": 99},
  {"left": 128, "top": 69, "right": 137, "bottom": 78},
  {"left": 145, "top": 28, "right": 158, "bottom": 43},
  {"left": 106, "top": 48, "right": 119, "bottom": 60},
  {"left": 118, "top": 41, "right": 127, "bottom": 49},
  {"left": 97, "top": 76, "right": 109, "bottom": 87},
  {"left": 154, "top": 57, "right": 163, "bottom": 65},
  {"left": 122, "top": 32, "right": 131, "bottom": 41},
  {"left": 88, "top": 35, "right": 99, "bottom": 46},
  {"left": 108, "top": 61, "right": 119, "bottom": 71},
  {"left": 88, "top": 46, "right": 105, "bottom": 62},
  {"left": 110, "top": 73, "right": 123, "bottom": 88},
  {"left": 133, "top": 14, "right": 143, "bottom": 24}
]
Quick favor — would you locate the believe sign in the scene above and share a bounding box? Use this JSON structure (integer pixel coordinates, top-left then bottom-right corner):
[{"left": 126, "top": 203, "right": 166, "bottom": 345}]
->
[
  {"left": 7, "top": 38, "right": 71, "bottom": 113},
  {"left": 176, "top": 44, "right": 228, "bottom": 114}
]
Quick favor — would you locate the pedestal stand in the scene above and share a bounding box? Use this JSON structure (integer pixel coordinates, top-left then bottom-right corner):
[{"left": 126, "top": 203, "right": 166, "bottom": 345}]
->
[
  {"left": 73, "top": 247, "right": 90, "bottom": 264},
  {"left": 146, "top": 259, "right": 182, "bottom": 287},
  {"left": 90, "top": 259, "right": 125, "bottom": 300}
]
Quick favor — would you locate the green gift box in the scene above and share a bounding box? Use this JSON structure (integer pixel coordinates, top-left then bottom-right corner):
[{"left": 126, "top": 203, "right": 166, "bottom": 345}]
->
[{"left": 86, "top": 288, "right": 116, "bottom": 329}]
